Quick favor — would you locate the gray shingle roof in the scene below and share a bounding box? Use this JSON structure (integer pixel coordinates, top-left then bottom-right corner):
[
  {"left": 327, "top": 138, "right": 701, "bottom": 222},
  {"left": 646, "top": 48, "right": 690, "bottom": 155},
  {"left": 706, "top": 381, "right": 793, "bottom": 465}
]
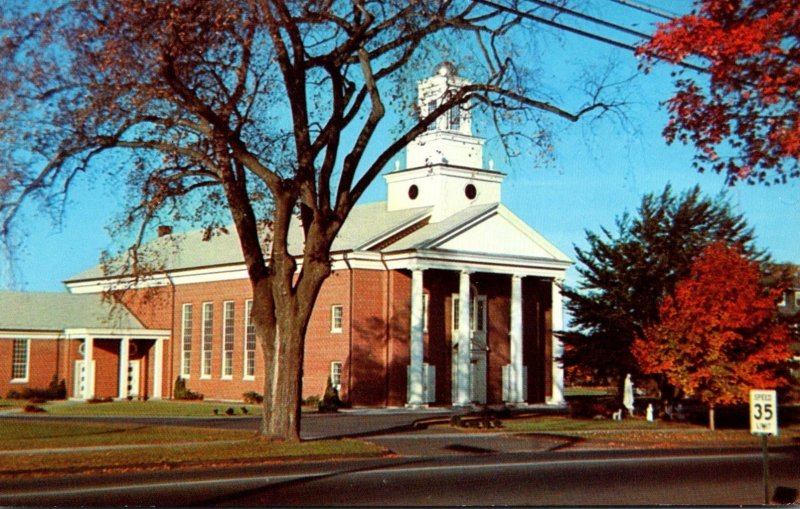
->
[
  {"left": 66, "top": 201, "right": 432, "bottom": 282},
  {"left": 0, "top": 291, "right": 145, "bottom": 332},
  {"left": 65, "top": 198, "right": 568, "bottom": 283}
]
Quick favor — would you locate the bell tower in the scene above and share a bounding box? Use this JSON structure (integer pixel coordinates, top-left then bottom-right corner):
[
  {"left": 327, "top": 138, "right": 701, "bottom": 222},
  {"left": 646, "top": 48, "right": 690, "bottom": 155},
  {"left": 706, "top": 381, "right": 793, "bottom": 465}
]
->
[{"left": 385, "top": 62, "right": 503, "bottom": 221}]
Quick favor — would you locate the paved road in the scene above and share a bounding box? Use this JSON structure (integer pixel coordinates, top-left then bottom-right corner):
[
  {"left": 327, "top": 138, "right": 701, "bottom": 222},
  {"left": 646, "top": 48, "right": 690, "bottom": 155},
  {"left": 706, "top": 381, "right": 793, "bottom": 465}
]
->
[
  {"left": 3, "top": 409, "right": 799, "bottom": 505},
  {"left": 210, "top": 448, "right": 800, "bottom": 506},
  {"left": 3, "top": 448, "right": 798, "bottom": 506}
]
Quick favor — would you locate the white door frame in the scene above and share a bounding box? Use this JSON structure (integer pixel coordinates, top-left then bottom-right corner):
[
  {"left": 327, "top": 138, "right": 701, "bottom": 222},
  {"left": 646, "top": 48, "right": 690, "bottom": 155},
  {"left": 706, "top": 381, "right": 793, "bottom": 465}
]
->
[
  {"left": 127, "top": 359, "right": 141, "bottom": 399},
  {"left": 73, "top": 360, "right": 96, "bottom": 401},
  {"left": 451, "top": 294, "right": 488, "bottom": 404}
]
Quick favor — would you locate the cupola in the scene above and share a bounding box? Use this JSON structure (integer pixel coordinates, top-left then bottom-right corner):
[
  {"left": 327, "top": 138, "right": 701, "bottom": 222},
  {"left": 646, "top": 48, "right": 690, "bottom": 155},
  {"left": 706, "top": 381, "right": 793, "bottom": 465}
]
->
[{"left": 385, "top": 62, "right": 503, "bottom": 222}]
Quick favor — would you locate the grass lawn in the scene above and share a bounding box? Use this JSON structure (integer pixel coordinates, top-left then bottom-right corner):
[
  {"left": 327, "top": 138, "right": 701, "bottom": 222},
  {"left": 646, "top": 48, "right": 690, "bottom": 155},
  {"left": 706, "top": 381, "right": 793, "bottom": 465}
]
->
[
  {"left": 19, "top": 400, "right": 263, "bottom": 417},
  {"left": 0, "top": 420, "right": 386, "bottom": 477},
  {"left": 497, "top": 415, "right": 800, "bottom": 448}
]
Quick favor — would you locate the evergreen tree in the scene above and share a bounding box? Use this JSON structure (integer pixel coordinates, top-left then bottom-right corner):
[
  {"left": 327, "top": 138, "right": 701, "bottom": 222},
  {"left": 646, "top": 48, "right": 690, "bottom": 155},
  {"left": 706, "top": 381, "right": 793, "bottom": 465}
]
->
[{"left": 561, "top": 185, "right": 762, "bottom": 394}]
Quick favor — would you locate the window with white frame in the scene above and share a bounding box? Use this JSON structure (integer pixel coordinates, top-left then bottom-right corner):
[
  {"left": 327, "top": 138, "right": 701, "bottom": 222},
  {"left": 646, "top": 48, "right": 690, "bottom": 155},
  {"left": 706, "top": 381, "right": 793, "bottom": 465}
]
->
[
  {"left": 180, "top": 304, "right": 193, "bottom": 377},
  {"left": 451, "top": 295, "right": 487, "bottom": 333},
  {"left": 201, "top": 302, "right": 214, "bottom": 378},
  {"left": 11, "top": 339, "right": 29, "bottom": 381},
  {"left": 448, "top": 104, "right": 461, "bottom": 131},
  {"left": 331, "top": 305, "right": 343, "bottom": 333},
  {"left": 244, "top": 300, "right": 256, "bottom": 379},
  {"left": 330, "top": 361, "right": 343, "bottom": 390},
  {"left": 222, "top": 301, "right": 235, "bottom": 379},
  {"left": 426, "top": 100, "right": 437, "bottom": 130}
]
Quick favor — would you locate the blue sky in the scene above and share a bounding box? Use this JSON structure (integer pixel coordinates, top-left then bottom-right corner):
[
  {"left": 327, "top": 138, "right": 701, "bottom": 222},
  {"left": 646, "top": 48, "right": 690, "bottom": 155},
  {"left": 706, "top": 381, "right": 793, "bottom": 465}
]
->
[{"left": 3, "top": 1, "right": 798, "bottom": 292}]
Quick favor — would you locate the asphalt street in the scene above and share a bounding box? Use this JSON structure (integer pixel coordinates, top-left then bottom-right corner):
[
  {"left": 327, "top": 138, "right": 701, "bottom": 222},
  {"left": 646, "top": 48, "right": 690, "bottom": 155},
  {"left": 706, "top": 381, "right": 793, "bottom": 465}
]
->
[
  {"left": 2, "top": 409, "right": 799, "bottom": 505},
  {"left": 3, "top": 448, "right": 799, "bottom": 506}
]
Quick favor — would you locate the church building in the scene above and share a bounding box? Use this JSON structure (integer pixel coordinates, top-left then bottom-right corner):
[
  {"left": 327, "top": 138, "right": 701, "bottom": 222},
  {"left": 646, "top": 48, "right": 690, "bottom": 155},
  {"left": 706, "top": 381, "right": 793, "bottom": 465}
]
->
[{"left": 1, "top": 63, "right": 571, "bottom": 408}]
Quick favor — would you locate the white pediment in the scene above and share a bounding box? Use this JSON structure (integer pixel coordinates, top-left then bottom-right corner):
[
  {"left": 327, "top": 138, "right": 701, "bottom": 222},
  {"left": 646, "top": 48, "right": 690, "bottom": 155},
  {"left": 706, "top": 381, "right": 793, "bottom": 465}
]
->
[{"left": 431, "top": 206, "right": 570, "bottom": 262}]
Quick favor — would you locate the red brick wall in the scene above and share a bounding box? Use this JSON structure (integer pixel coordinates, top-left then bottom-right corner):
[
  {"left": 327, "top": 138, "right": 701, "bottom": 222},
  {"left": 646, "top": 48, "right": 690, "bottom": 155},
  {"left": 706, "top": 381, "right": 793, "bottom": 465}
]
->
[
  {"left": 386, "top": 270, "right": 411, "bottom": 406},
  {"left": 0, "top": 337, "right": 65, "bottom": 397},
  {"left": 166, "top": 279, "right": 263, "bottom": 401},
  {"left": 303, "top": 270, "right": 352, "bottom": 401},
  {"left": 115, "top": 286, "right": 174, "bottom": 330},
  {"left": 475, "top": 274, "right": 511, "bottom": 405},
  {"left": 349, "top": 270, "right": 389, "bottom": 406},
  {"left": 93, "top": 339, "right": 120, "bottom": 399},
  {"left": 523, "top": 278, "right": 551, "bottom": 403},
  {"left": 38, "top": 270, "right": 556, "bottom": 406},
  {"left": 425, "top": 270, "right": 457, "bottom": 405}
]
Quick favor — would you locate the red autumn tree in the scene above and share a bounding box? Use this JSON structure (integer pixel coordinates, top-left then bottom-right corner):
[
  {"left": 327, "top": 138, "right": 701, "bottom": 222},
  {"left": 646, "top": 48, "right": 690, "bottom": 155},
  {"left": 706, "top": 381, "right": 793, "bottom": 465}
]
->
[
  {"left": 638, "top": 0, "right": 800, "bottom": 185},
  {"left": 632, "top": 242, "right": 793, "bottom": 429}
]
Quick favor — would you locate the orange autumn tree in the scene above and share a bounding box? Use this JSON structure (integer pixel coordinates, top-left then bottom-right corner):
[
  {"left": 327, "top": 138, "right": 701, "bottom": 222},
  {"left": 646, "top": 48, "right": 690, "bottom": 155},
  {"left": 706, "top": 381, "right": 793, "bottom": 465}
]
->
[
  {"left": 632, "top": 242, "right": 793, "bottom": 429},
  {"left": 638, "top": 0, "right": 800, "bottom": 185}
]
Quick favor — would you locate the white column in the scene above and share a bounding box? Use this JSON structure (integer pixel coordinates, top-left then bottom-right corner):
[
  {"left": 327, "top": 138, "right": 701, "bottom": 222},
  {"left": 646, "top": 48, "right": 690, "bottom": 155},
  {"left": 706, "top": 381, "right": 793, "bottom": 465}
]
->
[
  {"left": 152, "top": 338, "right": 164, "bottom": 400},
  {"left": 83, "top": 337, "right": 94, "bottom": 400},
  {"left": 455, "top": 270, "right": 472, "bottom": 406},
  {"left": 509, "top": 274, "right": 524, "bottom": 405},
  {"left": 549, "top": 278, "right": 566, "bottom": 405},
  {"left": 118, "top": 337, "right": 130, "bottom": 400},
  {"left": 407, "top": 269, "right": 426, "bottom": 407}
]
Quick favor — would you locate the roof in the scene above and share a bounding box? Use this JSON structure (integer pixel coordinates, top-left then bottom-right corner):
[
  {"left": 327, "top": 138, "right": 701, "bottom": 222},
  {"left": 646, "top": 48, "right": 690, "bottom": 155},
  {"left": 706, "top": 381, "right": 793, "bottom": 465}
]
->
[
  {"left": 0, "top": 291, "right": 145, "bottom": 332},
  {"left": 66, "top": 201, "right": 433, "bottom": 282},
  {"left": 65, "top": 199, "right": 570, "bottom": 283}
]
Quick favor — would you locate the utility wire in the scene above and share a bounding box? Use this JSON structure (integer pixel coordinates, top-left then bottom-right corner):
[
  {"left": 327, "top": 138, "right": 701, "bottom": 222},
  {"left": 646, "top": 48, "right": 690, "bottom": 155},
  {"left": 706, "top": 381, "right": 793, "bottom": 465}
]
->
[
  {"left": 609, "top": 0, "right": 678, "bottom": 21},
  {"left": 475, "top": 0, "right": 707, "bottom": 73},
  {"left": 530, "top": 0, "right": 653, "bottom": 40}
]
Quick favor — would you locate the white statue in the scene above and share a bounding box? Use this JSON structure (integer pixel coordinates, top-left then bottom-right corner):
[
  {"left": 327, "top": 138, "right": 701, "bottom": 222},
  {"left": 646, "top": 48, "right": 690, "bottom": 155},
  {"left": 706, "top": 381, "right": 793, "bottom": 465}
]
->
[
  {"left": 646, "top": 403, "right": 654, "bottom": 422},
  {"left": 623, "top": 373, "right": 635, "bottom": 416}
]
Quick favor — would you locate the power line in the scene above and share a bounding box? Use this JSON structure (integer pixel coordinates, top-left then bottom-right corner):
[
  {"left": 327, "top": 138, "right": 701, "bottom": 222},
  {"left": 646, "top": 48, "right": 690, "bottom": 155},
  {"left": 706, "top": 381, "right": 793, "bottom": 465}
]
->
[
  {"left": 475, "top": 0, "right": 707, "bottom": 73},
  {"left": 609, "top": 0, "right": 678, "bottom": 21},
  {"left": 530, "top": 0, "right": 652, "bottom": 40},
  {"left": 479, "top": 0, "right": 642, "bottom": 51}
]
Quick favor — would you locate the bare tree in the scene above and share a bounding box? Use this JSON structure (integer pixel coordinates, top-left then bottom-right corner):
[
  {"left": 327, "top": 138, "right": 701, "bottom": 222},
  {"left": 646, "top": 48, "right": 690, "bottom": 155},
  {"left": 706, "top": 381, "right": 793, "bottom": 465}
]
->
[{"left": 0, "top": 0, "right": 620, "bottom": 441}]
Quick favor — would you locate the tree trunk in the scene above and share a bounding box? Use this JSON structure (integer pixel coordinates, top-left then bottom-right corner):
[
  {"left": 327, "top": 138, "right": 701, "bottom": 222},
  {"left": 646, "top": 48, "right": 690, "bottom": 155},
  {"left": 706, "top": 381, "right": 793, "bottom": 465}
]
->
[
  {"left": 259, "top": 316, "right": 304, "bottom": 441},
  {"left": 709, "top": 406, "right": 716, "bottom": 431},
  {"left": 252, "top": 257, "right": 331, "bottom": 442}
]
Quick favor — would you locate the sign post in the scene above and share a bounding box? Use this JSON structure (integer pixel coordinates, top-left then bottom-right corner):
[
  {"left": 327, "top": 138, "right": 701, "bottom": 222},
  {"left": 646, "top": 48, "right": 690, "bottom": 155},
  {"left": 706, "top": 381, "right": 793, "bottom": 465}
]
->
[{"left": 750, "top": 389, "right": 778, "bottom": 505}]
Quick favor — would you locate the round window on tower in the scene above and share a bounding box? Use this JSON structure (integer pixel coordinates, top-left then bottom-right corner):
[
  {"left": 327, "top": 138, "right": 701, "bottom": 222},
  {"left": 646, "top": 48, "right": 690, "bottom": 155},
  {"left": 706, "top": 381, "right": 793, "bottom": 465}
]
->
[
  {"left": 408, "top": 184, "right": 419, "bottom": 200},
  {"left": 465, "top": 184, "right": 477, "bottom": 200}
]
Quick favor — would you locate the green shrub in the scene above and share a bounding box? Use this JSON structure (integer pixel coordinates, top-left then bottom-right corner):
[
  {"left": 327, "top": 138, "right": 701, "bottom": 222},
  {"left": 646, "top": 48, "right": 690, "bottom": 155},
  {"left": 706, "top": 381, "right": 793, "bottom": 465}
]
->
[
  {"left": 568, "top": 396, "right": 616, "bottom": 419},
  {"left": 242, "top": 391, "right": 263, "bottom": 404},
  {"left": 4, "top": 376, "right": 67, "bottom": 402},
  {"left": 87, "top": 397, "right": 113, "bottom": 404},
  {"left": 318, "top": 377, "right": 343, "bottom": 413},
  {"left": 173, "top": 377, "right": 204, "bottom": 400},
  {"left": 303, "top": 395, "right": 321, "bottom": 407}
]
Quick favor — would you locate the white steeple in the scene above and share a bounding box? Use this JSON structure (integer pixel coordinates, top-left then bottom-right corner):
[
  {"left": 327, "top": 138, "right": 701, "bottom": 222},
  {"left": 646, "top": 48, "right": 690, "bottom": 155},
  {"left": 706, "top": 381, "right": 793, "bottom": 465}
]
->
[{"left": 385, "top": 62, "right": 503, "bottom": 222}]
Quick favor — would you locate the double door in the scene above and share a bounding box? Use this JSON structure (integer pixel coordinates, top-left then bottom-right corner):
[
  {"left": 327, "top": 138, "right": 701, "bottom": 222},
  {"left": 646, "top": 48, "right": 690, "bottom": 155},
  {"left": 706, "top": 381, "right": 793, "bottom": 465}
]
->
[{"left": 451, "top": 295, "right": 487, "bottom": 404}]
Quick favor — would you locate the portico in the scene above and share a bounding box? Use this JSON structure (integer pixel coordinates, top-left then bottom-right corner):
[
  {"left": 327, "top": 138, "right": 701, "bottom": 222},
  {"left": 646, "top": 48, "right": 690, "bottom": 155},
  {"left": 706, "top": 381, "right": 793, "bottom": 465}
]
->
[
  {"left": 397, "top": 251, "right": 568, "bottom": 407},
  {"left": 68, "top": 329, "right": 170, "bottom": 401}
]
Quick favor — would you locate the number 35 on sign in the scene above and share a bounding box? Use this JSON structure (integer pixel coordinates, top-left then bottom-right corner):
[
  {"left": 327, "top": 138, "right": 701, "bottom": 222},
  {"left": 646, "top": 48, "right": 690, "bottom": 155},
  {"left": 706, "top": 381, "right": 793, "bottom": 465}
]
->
[{"left": 750, "top": 389, "right": 778, "bottom": 436}]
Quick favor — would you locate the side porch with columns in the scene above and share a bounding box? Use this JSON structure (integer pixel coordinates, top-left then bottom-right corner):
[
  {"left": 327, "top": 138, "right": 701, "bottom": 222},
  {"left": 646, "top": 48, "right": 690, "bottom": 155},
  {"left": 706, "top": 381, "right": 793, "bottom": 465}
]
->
[{"left": 65, "top": 328, "right": 170, "bottom": 401}]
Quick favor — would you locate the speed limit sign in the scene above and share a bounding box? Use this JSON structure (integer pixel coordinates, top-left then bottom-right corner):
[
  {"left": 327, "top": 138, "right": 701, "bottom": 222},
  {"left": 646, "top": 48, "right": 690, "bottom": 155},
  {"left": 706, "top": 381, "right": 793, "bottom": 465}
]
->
[{"left": 750, "top": 389, "right": 778, "bottom": 436}]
